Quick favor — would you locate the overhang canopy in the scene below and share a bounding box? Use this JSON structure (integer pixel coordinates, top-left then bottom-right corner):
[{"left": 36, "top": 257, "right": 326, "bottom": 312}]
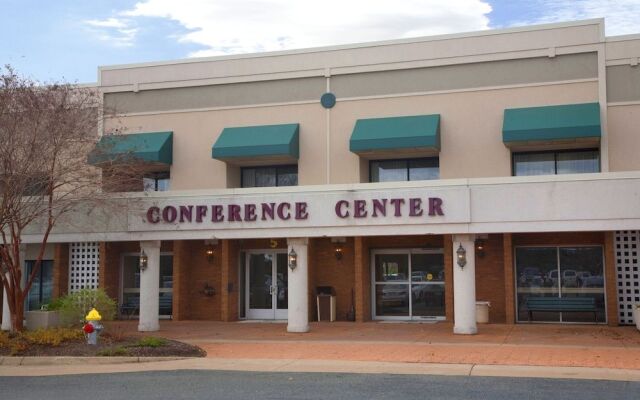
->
[
  {"left": 349, "top": 114, "right": 441, "bottom": 157},
  {"left": 502, "top": 102, "right": 601, "bottom": 146},
  {"left": 88, "top": 131, "right": 173, "bottom": 166},
  {"left": 212, "top": 123, "right": 299, "bottom": 165}
]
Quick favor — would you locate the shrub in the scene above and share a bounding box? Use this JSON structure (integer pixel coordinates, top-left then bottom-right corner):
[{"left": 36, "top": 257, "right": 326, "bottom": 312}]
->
[
  {"left": 22, "top": 327, "right": 84, "bottom": 346},
  {"left": 0, "top": 331, "right": 10, "bottom": 349},
  {"left": 57, "top": 289, "right": 117, "bottom": 327},
  {"left": 135, "top": 336, "right": 167, "bottom": 348}
]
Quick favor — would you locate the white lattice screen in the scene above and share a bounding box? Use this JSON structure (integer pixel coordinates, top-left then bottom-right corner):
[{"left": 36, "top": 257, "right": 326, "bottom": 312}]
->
[
  {"left": 614, "top": 231, "right": 640, "bottom": 325},
  {"left": 69, "top": 242, "right": 100, "bottom": 292}
]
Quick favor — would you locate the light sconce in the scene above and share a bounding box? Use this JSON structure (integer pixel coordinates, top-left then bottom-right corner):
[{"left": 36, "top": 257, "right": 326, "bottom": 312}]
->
[
  {"left": 139, "top": 249, "right": 148, "bottom": 271},
  {"left": 331, "top": 237, "right": 346, "bottom": 261},
  {"left": 475, "top": 239, "right": 486, "bottom": 258},
  {"left": 288, "top": 248, "right": 298, "bottom": 271},
  {"left": 204, "top": 239, "right": 218, "bottom": 264},
  {"left": 456, "top": 244, "right": 467, "bottom": 269}
]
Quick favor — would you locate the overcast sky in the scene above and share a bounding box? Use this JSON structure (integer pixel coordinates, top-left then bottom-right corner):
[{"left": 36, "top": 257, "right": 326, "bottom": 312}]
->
[{"left": 2, "top": 0, "right": 639, "bottom": 83}]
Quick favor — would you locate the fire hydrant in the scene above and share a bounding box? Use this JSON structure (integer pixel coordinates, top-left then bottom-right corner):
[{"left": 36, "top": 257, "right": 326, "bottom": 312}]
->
[{"left": 83, "top": 308, "right": 103, "bottom": 345}]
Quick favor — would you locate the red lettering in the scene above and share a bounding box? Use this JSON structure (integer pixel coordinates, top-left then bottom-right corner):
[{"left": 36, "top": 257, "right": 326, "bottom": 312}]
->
[
  {"left": 211, "top": 205, "right": 224, "bottom": 222},
  {"left": 389, "top": 198, "right": 405, "bottom": 217},
  {"left": 195, "top": 205, "right": 207, "bottom": 222},
  {"left": 295, "top": 202, "right": 308, "bottom": 220},
  {"left": 372, "top": 199, "right": 387, "bottom": 217},
  {"left": 244, "top": 204, "right": 257, "bottom": 221},
  {"left": 354, "top": 200, "right": 367, "bottom": 218},
  {"left": 428, "top": 197, "right": 444, "bottom": 216},
  {"left": 335, "top": 200, "right": 349, "bottom": 218},
  {"left": 162, "top": 206, "right": 177, "bottom": 223},
  {"left": 179, "top": 205, "right": 193, "bottom": 222},
  {"left": 277, "top": 202, "right": 291, "bottom": 220},
  {"left": 228, "top": 204, "right": 242, "bottom": 221},
  {"left": 261, "top": 203, "right": 275, "bottom": 220},
  {"left": 409, "top": 198, "right": 423, "bottom": 217},
  {"left": 146, "top": 207, "right": 160, "bottom": 223}
]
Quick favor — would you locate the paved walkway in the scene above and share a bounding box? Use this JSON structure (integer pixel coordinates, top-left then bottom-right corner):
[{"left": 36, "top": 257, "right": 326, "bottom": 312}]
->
[{"left": 108, "top": 321, "right": 640, "bottom": 370}]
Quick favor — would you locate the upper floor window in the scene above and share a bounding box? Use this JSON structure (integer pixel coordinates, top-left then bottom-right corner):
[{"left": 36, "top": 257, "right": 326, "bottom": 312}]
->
[
  {"left": 512, "top": 149, "right": 600, "bottom": 176},
  {"left": 370, "top": 157, "right": 439, "bottom": 183},
  {"left": 143, "top": 171, "right": 170, "bottom": 192},
  {"left": 241, "top": 165, "right": 298, "bottom": 188}
]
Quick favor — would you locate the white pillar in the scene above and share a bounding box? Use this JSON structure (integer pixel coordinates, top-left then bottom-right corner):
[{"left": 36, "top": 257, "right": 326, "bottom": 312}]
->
[
  {"left": 1, "top": 274, "right": 10, "bottom": 331},
  {"left": 452, "top": 234, "right": 477, "bottom": 335},
  {"left": 138, "top": 240, "right": 161, "bottom": 332},
  {"left": 287, "top": 238, "right": 309, "bottom": 333}
]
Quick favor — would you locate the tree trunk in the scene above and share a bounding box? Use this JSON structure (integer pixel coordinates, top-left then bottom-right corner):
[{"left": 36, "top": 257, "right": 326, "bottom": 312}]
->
[{"left": 11, "top": 303, "right": 24, "bottom": 332}]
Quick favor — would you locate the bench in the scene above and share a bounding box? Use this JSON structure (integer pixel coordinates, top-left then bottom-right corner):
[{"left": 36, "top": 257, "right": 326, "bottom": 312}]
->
[
  {"left": 525, "top": 297, "right": 598, "bottom": 322},
  {"left": 120, "top": 295, "right": 173, "bottom": 319}
]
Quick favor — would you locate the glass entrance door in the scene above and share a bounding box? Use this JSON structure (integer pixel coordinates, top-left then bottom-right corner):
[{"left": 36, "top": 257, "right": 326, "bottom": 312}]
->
[
  {"left": 372, "top": 249, "right": 445, "bottom": 320},
  {"left": 245, "top": 251, "right": 288, "bottom": 320},
  {"left": 121, "top": 254, "right": 173, "bottom": 318}
]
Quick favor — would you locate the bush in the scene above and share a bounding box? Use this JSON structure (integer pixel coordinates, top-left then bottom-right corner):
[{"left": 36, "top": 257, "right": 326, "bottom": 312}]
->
[
  {"left": 135, "top": 336, "right": 167, "bottom": 348},
  {"left": 0, "top": 331, "right": 10, "bottom": 349},
  {"left": 57, "top": 289, "right": 117, "bottom": 327},
  {"left": 21, "top": 327, "right": 84, "bottom": 346}
]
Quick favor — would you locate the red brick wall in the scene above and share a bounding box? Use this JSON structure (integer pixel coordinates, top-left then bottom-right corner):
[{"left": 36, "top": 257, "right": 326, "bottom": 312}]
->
[
  {"left": 52, "top": 244, "right": 69, "bottom": 299},
  {"left": 474, "top": 234, "right": 506, "bottom": 323},
  {"left": 604, "top": 232, "right": 618, "bottom": 326},
  {"left": 503, "top": 233, "right": 515, "bottom": 324}
]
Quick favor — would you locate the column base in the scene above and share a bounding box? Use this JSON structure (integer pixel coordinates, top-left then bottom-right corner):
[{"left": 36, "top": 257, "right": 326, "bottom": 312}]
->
[
  {"left": 453, "top": 325, "right": 478, "bottom": 335},
  {"left": 287, "top": 324, "right": 310, "bottom": 333},
  {"left": 138, "top": 322, "right": 160, "bottom": 332}
]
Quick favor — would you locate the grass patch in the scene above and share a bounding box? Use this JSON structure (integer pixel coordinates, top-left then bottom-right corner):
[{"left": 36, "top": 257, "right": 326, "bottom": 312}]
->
[
  {"left": 97, "top": 346, "right": 130, "bottom": 357},
  {"left": 134, "top": 336, "right": 167, "bottom": 348}
]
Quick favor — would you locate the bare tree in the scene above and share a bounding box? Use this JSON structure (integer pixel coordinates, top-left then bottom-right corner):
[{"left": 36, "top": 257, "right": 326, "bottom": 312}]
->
[{"left": 0, "top": 66, "right": 145, "bottom": 331}]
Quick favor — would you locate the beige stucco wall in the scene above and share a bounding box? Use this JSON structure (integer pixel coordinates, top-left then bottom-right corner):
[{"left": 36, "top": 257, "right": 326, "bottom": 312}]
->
[
  {"left": 105, "top": 103, "right": 327, "bottom": 189},
  {"left": 607, "top": 104, "right": 640, "bottom": 172},
  {"left": 330, "top": 81, "right": 599, "bottom": 182}
]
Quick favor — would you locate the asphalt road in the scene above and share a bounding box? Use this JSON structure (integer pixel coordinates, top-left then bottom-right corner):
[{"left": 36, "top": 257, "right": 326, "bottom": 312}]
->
[{"left": 1, "top": 370, "right": 638, "bottom": 400}]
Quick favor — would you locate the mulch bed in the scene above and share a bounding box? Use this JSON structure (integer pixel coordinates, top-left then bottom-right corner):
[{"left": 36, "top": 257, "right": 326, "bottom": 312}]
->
[{"left": 0, "top": 336, "right": 206, "bottom": 358}]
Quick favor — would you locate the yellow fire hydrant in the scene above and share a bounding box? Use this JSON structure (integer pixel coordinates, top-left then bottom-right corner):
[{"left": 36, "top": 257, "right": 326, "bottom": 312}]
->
[{"left": 83, "top": 308, "right": 103, "bottom": 345}]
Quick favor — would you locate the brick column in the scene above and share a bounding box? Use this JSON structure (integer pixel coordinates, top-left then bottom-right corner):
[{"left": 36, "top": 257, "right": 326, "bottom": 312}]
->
[
  {"left": 444, "top": 234, "right": 454, "bottom": 322},
  {"left": 172, "top": 240, "right": 188, "bottom": 320},
  {"left": 220, "top": 239, "right": 239, "bottom": 322},
  {"left": 99, "top": 242, "right": 120, "bottom": 300},
  {"left": 354, "top": 236, "right": 370, "bottom": 322},
  {"left": 52, "top": 244, "right": 69, "bottom": 299},
  {"left": 604, "top": 231, "right": 618, "bottom": 326},
  {"left": 503, "top": 233, "right": 515, "bottom": 324}
]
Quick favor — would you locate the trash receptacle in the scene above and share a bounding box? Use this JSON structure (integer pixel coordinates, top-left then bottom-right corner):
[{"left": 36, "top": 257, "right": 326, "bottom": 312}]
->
[
  {"left": 316, "top": 286, "right": 336, "bottom": 322},
  {"left": 476, "top": 301, "right": 491, "bottom": 324}
]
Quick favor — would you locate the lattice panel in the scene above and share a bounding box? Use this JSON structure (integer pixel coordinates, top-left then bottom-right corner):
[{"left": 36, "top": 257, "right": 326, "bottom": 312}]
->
[
  {"left": 69, "top": 242, "right": 100, "bottom": 292},
  {"left": 615, "top": 231, "right": 640, "bottom": 325}
]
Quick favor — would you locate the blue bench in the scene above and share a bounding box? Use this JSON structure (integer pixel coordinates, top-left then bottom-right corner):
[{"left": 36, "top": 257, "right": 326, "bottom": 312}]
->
[
  {"left": 120, "top": 296, "right": 173, "bottom": 319},
  {"left": 525, "top": 297, "right": 598, "bottom": 322}
]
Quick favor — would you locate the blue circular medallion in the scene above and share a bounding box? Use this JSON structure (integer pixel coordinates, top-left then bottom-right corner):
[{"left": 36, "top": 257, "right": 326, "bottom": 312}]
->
[{"left": 320, "top": 92, "right": 336, "bottom": 109}]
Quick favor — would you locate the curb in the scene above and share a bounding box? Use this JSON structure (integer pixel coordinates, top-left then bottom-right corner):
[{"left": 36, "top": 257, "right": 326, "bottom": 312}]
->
[{"left": 0, "top": 356, "right": 190, "bottom": 366}]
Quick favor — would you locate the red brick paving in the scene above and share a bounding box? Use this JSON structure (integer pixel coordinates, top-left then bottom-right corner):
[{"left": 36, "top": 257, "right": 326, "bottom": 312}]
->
[{"left": 108, "top": 321, "right": 640, "bottom": 370}]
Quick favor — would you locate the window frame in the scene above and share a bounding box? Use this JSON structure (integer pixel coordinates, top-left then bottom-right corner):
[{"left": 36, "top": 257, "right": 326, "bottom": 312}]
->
[
  {"left": 511, "top": 148, "right": 600, "bottom": 176},
  {"left": 368, "top": 156, "right": 439, "bottom": 183},
  {"left": 143, "top": 171, "right": 170, "bottom": 192},
  {"left": 240, "top": 164, "right": 298, "bottom": 188}
]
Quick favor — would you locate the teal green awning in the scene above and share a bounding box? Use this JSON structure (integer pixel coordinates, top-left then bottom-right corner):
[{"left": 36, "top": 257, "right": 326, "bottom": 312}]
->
[
  {"left": 212, "top": 123, "right": 299, "bottom": 163},
  {"left": 502, "top": 103, "right": 601, "bottom": 145},
  {"left": 88, "top": 131, "right": 173, "bottom": 165},
  {"left": 349, "top": 114, "right": 440, "bottom": 155}
]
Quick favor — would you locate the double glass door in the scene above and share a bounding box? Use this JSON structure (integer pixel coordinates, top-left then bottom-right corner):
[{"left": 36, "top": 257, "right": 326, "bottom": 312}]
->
[
  {"left": 372, "top": 249, "right": 445, "bottom": 320},
  {"left": 245, "top": 251, "right": 288, "bottom": 320},
  {"left": 121, "top": 254, "right": 174, "bottom": 318}
]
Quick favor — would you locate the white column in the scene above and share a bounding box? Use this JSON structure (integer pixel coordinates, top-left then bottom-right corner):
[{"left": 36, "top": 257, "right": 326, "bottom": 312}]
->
[
  {"left": 287, "top": 238, "right": 309, "bottom": 333},
  {"left": 138, "top": 240, "right": 161, "bottom": 332},
  {"left": 1, "top": 274, "right": 10, "bottom": 331},
  {"left": 452, "top": 234, "right": 477, "bottom": 335}
]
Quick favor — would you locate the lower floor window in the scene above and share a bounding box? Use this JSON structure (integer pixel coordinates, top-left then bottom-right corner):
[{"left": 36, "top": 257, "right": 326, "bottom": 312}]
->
[
  {"left": 515, "top": 246, "right": 605, "bottom": 323},
  {"left": 121, "top": 254, "right": 173, "bottom": 317},
  {"left": 26, "top": 260, "right": 54, "bottom": 311},
  {"left": 372, "top": 249, "right": 445, "bottom": 319}
]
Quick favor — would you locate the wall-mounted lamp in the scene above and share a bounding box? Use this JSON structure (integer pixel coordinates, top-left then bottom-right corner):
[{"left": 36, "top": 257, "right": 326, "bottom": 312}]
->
[
  {"left": 200, "top": 283, "right": 216, "bottom": 297},
  {"left": 456, "top": 244, "right": 467, "bottom": 269},
  {"left": 204, "top": 239, "right": 218, "bottom": 264},
  {"left": 331, "top": 237, "right": 346, "bottom": 261},
  {"left": 288, "top": 248, "right": 298, "bottom": 271},
  {"left": 475, "top": 239, "right": 486, "bottom": 258},
  {"left": 139, "top": 249, "right": 148, "bottom": 271}
]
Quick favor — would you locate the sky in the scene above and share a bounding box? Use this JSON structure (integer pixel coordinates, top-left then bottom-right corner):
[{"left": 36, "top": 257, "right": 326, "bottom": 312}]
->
[{"left": 2, "top": 0, "right": 639, "bottom": 83}]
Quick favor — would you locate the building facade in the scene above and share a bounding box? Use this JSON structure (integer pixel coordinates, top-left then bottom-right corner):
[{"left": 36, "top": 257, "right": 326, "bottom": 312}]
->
[{"left": 4, "top": 18, "right": 640, "bottom": 333}]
